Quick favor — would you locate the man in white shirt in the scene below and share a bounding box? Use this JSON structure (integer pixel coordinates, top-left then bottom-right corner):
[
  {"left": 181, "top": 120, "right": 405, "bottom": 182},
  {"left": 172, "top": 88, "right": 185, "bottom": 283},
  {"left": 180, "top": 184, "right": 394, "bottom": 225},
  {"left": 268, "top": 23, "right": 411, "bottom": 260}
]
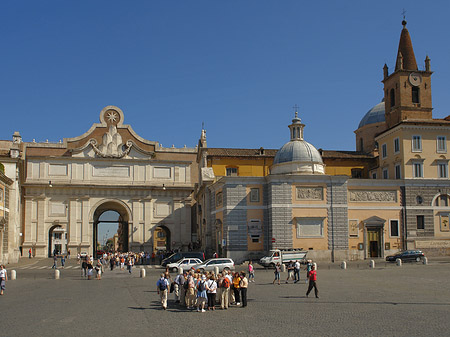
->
[
  {"left": 294, "top": 260, "right": 301, "bottom": 283},
  {"left": 0, "top": 264, "right": 7, "bottom": 295}
]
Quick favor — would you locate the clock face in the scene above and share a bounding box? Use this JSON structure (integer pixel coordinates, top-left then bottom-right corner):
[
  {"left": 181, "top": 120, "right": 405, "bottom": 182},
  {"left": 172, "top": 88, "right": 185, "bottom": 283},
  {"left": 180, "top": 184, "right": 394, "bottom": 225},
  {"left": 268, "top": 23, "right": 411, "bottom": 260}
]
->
[{"left": 409, "top": 72, "right": 422, "bottom": 86}]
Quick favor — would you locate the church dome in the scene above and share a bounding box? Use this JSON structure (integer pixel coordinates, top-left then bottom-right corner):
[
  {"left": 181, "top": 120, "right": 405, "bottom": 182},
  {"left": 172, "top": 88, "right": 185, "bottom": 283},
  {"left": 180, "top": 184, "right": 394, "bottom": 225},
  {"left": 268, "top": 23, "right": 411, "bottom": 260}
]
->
[
  {"left": 271, "top": 111, "right": 324, "bottom": 175},
  {"left": 358, "top": 101, "right": 385, "bottom": 129},
  {"left": 273, "top": 141, "right": 323, "bottom": 165}
]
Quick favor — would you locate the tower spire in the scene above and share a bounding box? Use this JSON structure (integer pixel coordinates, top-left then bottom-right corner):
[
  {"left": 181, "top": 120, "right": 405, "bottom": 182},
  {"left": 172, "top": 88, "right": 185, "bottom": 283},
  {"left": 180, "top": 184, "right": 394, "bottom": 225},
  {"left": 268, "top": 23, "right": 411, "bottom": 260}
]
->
[{"left": 395, "top": 19, "right": 418, "bottom": 71}]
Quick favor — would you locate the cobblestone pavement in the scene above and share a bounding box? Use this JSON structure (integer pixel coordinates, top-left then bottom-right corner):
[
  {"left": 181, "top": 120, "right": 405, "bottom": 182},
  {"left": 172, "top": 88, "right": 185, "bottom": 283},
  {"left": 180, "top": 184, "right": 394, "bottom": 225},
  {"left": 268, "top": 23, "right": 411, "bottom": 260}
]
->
[{"left": 2, "top": 258, "right": 450, "bottom": 337}]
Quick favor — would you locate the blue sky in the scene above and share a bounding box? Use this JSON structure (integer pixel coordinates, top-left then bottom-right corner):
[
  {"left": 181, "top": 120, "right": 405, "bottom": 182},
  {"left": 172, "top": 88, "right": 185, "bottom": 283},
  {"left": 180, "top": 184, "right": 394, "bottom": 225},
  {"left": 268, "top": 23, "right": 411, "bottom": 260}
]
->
[{"left": 1, "top": 1, "right": 449, "bottom": 151}]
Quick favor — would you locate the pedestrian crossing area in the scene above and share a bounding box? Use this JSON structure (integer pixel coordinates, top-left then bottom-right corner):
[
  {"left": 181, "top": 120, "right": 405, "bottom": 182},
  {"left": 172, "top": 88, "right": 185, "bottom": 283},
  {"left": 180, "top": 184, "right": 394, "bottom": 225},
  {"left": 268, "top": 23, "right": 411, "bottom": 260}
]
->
[{"left": 16, "top": 265, "right": 80, "bottom": 270}]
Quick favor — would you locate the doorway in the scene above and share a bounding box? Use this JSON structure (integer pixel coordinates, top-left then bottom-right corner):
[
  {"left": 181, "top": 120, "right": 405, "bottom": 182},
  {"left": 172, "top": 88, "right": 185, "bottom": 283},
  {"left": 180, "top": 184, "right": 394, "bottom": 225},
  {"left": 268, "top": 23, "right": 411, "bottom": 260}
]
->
[
  {"left": 154, "top": 226, "right": 171, "bottom": 252},
  {"left": 367, "top": 228, "right": 381, "bottom": 258}
]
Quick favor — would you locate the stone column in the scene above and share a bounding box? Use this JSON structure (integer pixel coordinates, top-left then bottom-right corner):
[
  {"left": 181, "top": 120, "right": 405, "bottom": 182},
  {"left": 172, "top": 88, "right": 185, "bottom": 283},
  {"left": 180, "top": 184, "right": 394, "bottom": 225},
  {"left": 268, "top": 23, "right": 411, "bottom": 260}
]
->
[
  {"left": 67, "top": 198, "right": 79, "bottom": 250},
  {"left": 143, "top": 197, "right": 152, "bottom": 251},
  {"left": 131, "top": 198, "right": 141, "bottom": 248},
  {"left": 81, "top": 197, "right": 90, "bottom": 249},
  {"left": 22, "top": 196, "right": 33, "bottom": 248},
  {"left": 36, "top": 196, "right": 46, "bottom": 244}
]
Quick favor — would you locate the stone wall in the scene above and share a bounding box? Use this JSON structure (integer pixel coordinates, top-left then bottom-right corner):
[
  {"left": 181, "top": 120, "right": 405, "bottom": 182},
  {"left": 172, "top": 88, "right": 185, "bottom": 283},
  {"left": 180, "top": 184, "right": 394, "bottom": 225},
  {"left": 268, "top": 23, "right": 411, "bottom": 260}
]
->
[
  {"left": 327, "top": 178, "right": 348, "bottom": 250},
  {"left": 268, "top": 182, "right": 292, "bottom": 250},
  {"left": 223, "top": 184, "right": 247, "bottom": 252}
]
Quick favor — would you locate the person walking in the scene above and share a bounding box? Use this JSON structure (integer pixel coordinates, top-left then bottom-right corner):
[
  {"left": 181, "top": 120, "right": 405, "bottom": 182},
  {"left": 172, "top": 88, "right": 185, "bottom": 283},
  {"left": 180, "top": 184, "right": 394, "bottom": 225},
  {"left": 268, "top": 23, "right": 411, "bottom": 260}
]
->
[
  {"left": 306, "top": 265, "right": 319, "bottom": 298},
  {"left": 174, "top": 272, "right": 184, "bottom": 304},
  {"left": 248, "top": 261, "right": 255, "bottom": 282},
  {"left": 52, "top": 254, "right": 58, "bottom": 269},
  {"left": 0, "top": 264, "right": 7, "bottom": 295},
  {"left": 305, "top": 260, "right": 313, "bottom": 284},
  {"left": 81, "top": 258, "right": 88, "bottom": 277},
  {"left": 157, "top": 273, "right": 170, "bottom": 310},
  {"left": 60, "top": 255, "right": 65, "bottom": 269},
  {"left": 286, "top": 261, "right": 295, "bottom": 284},
  {"left": 294, "top": 260, "right": 301, "bottom": 283},
  {"left": 28, "top": 248, "right": 32, "bottom": 259},
  {"left": 239, "top": 272, "right": 248, "bottom": 307},
  {"left": 273, "top": 262, "right": 281, "bottom": 285},
  {"left": 185, "top": 273, "right": 196, "bottom": 309}
]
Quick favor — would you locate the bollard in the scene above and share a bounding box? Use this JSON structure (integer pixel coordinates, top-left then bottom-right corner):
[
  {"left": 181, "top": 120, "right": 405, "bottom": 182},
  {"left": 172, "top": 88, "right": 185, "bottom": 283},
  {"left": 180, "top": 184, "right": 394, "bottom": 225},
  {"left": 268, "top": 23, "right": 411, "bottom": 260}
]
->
[
  {"left": 54, "top": 269, "right": 60, "bottom": 279},
  {"left": 281, "top": 264, "right": 286, "bottom": 272},
  {"left": 179, "top": 267, "right": 184, "bottom": 275},
  {"left": 313, "top": 263, "right": 317, "bottom": 270},
  {"left": 11, "top": 270, "right": 16, "bottom": 280},
  {"left": 369, "top": 260, "right": 375, "bottom": 268},
  {"left": 341, "top": 261, "right": 347, "bottom": 270},
  {"left": 214, "top": 266, "right": 219, "bottom": 276},
  {"left": 140, "top": 267, "right": 146, "bottom": 278},
  {"left": 423, "top": 257, "right": 428, "bottom": 265},
  {"left": 396, "top": 258, "right": 402, "bottom": 266}
]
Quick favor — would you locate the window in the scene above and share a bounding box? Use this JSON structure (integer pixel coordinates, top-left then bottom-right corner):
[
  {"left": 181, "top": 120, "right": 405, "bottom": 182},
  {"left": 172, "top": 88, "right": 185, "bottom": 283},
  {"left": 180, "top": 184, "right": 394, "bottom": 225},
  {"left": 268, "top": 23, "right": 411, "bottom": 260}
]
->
[
  {"left": 412, "top": 135, "right": 422, "bottom": 152},
  {"left": 216, "top": 192, "right": 223, "bottom": 206},
  {"left": 394, "top": 137, "right": 400, "bottom": 154},
  {"left": 383, "top": 167, "right": 389, "bottom": 179},
  {"left": 390, "top": 88, "right": 395, "bottom": 107},
  {"left": 250, "top": 188, "right": 260, "bottom": 202},
  {"left": 226, "top": 167, "right": 237, "bottom": 176},
  {"left": 382, "top": 144, "right": 387, "bottom": 159},
  {"left": 351, "top": 168, "right": 362, "bottom": 179},
  {"left": 372, "top": 172, "right": 377, "bottom": 179},
  {"left": 412, "top": 86, "right": 420, "bottom": 104},
  {"left": 437, "top": 136, "right": 447, "bottom": 153},
  {"left": 390, "top": 220, "right": 399, "bottom": 237},
  {"left": 438, "top": 162, "right": 448, "bottom": 179},
  {"left": 435, "top": 195, "right": 449, "bottom": 207},
  {"left": 417, "top": 215, "right": 425, "bottom": 230},
  {"left": 54, "top": 233, "right": 62, "bottom": 240},
  {"left": 296, "top": 218, "right": 324, "bottom": 238},
  {"left": 395, "top": 164, "right": 401, "bottom": 179},
  {"left": 413, "top": 162, "right": 423, "bottom": 178}
]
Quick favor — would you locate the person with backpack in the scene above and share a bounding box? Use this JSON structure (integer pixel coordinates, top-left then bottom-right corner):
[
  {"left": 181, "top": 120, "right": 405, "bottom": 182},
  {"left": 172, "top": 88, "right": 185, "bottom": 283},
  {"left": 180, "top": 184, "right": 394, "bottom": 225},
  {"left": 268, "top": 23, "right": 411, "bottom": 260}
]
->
[
  {"left": 220, "top": 271, "right": 231, "bottom": 309},
  {"left": 196, "top": 274, "right": 208, "bottom": 312},
  {"left": 157, "top": 273, "right": 170, "bottom": 310}
]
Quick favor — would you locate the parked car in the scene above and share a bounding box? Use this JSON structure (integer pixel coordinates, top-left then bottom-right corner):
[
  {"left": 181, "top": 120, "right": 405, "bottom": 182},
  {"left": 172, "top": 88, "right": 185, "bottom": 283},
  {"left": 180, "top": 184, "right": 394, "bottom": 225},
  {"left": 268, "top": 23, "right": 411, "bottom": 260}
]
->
[
  {"left": 167, "top": 258, "right": 203, "bottom": 272},
  {"left": 161, "top": 252, "right": 205, "bottom": 267},
  {"left": 192, "top": 258, "right": 235, "bottom": 273},
  {"left": 386, "top": 250, "right": 425, "bottom": 262},
  {"left": 80, "top": 251, "right": 88, "bottom": 258}
]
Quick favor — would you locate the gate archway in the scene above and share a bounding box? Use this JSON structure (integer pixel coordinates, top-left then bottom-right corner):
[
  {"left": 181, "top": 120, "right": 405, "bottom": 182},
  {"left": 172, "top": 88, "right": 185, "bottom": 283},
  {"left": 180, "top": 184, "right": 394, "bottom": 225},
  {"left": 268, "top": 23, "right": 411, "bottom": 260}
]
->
[{"left": 92, "top": 200, "right": 131, "bottom": 257}]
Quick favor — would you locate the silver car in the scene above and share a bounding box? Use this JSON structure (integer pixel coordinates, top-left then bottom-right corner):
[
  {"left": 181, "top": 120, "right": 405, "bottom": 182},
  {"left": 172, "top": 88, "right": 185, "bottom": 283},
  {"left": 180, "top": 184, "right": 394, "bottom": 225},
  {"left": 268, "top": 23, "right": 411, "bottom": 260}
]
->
[
  {"left": 192, "top": 258, "right": 235, "bottom": 272},
  {"left": 167, "top": 258, "right": 203, "bottom": 272}
]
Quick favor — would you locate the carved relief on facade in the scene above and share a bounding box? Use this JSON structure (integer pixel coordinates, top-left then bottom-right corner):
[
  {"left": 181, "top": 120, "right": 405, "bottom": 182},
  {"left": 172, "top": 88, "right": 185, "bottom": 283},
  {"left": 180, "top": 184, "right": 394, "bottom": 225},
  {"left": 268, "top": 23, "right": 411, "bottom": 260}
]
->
[
  {"left": 349, "top": 190, "right": 397, "bottom": 202},
  {"left": 90, "top": 109, "right": 133, "bottom": 158},
  {"left": 296, "top": 187, "right": 323, "bottom": 200}
]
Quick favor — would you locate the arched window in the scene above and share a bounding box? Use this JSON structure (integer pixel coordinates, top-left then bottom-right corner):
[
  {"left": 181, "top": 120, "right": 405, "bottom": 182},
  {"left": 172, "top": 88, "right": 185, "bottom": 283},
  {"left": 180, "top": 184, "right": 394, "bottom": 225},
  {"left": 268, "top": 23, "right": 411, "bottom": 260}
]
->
[
  {"left": 390, "top": 88, "right": 395, "bottom": 107},
  {"left": 434, "top": 194, "right": 449, "bottom": 207},
  {"left": 412, "top": 86, "right": 420, "bottom": 104}
]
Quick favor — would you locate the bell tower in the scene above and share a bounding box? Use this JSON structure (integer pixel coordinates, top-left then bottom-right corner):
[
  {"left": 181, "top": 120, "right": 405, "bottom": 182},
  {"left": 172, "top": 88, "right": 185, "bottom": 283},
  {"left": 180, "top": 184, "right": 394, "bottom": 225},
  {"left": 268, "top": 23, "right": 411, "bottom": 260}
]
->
[{"left": 383, "top": 20, "right": 433, "bottom": 128}]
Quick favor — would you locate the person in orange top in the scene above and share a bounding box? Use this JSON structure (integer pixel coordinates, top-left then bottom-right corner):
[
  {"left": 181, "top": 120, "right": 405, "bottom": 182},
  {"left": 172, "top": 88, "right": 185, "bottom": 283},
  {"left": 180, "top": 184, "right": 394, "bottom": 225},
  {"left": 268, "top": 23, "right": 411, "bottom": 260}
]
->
[
  {"left": 232, "top": 272, "right": 241, "bottom": 305},
  {"left": 306, "top": 265, "right": 319, "bottom": 298}
]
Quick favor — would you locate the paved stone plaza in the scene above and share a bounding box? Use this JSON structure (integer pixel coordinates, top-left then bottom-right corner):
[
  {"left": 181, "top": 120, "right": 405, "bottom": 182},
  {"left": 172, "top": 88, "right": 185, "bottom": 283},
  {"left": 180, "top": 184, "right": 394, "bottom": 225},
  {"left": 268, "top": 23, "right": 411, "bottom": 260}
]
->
[{"left": 2, "top": 258, "right": 450, "bottom": 337}]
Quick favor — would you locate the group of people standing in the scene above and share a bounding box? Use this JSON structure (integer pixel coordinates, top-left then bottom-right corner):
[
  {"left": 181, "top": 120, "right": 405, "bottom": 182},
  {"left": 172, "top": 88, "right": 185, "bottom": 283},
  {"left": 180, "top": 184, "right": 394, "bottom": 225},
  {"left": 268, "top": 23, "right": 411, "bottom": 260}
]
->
[
  {"left": 272, "top": 259, "right": 319, "bottom": 298},
  {"left": 157, "top": 269, "right": 250, "bottom": 311}
]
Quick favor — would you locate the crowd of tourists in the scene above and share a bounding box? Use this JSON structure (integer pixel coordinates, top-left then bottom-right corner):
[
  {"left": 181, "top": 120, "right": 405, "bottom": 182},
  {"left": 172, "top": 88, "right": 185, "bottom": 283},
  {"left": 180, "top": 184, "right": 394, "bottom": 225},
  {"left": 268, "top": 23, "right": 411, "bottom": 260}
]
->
[{"left": 156, "top": 268, "right": 250, "bottom": 311}]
